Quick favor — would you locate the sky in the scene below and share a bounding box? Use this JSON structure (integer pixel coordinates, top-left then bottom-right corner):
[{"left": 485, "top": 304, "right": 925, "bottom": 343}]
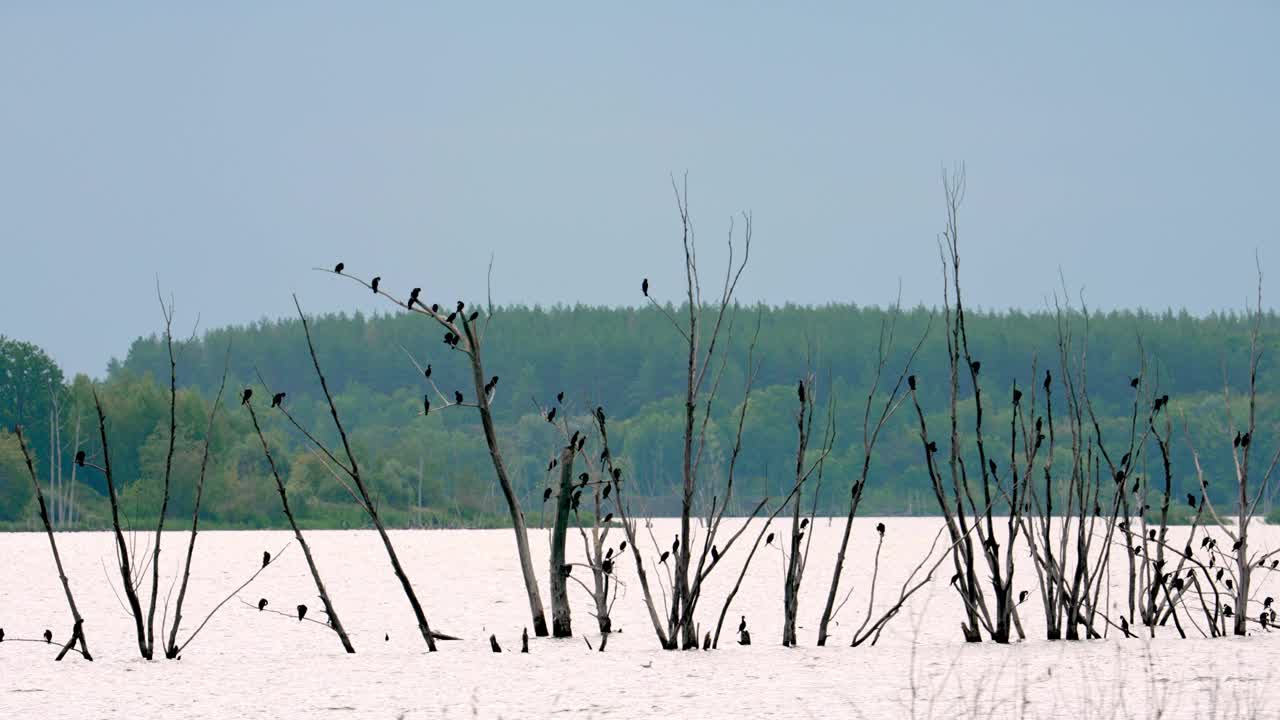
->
[{"left": 1, "top": 2, "right": 1277, "bottom": 378}]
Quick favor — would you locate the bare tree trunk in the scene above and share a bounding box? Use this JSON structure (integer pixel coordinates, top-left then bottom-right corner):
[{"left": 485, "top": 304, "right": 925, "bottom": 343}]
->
[
  {"left": 549, "top": 445, "right": 575, "bottom": 637},
  {"left": 15, "top": 427, "right": 91, "bottom": 661}
]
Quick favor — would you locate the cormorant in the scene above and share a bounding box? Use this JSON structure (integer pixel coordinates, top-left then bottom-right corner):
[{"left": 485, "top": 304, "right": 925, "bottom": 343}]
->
[
  {"left": 659, "top": 551, "right": 670, "bottom": 564},
  {"left": 1120, "top": 616, "right": 1130, "bottom": 636},
  {"left": 1035, "top": 417, "right": 1042, "bottom": 433},
  {"left": 601, "top": 484, "right": 611, "bottom": 500},
  {"left": 571, "top": 490, "right": 582, "bottom": 510},
  {"left": 0, "top": 628, "right": 4, "bottom": 642},
  {"left": 642, "top": 278, "right": 649, "bottom": 296},
  {"left": 970, "top": 360, "right": 981, "bottom": 374},
  {"left": 521, "top": 627, "right": 529, "bottom": 653},
  {"left": 408, "top": 288, "right": 421, "bottom": 308},
  {"left": 469, "top": 311, "right": 479, "bottom": 322},
  {"left": 672, "top": 536, "right": 680, "bottom": 554},
  {"left": 454, "top": 390, "right": 464, "bottom": 404},
  {"left": 447, "top": 312, "right": 457, "bottom": 323},
  {"left": 876, "top": 522, "right": 886, "bottom": 535},
  {"left": 385, "top": 633, "right": 389, "bottom": 641},
  {"left": 334, "top": 262, "right": 344, "bottom": 274},
  {"left": 738, "top": 628, "right": 751, "bottom": 646},
  {"left": 1043, "top": 370, "right": 1052, "bottom": 391},
  {"left": 800, "top": 518, "right": 809, "bottom": 530},
  {"left": 262, "top": 551, "right": 271, "bottom": 567},
  {"left": 602, "top": 559, "right": 614, "bottom": 574},
  {"left": 547, "top": 458, "right": 557, "bottom": 472},
  {"left": 371, "top": 276, "right": 380, "bottom": 293},
  {"left": 619, "top": 541, "right": 627, "bottom": 552},
  {"left": 1121, "top": 452, "right": 1131, "bottom": 466},
  {"left": 1018, "top": 590, "right": 1028, "bottom": 603},
  {"left": 1267, "top": 597, "right": 1275, "bottom": 608},
  {"left": 490, "top": 634, "right": 502, "bottom": 653},
  {"left": 907, "top": 375, "right": 916, "bottom": 391},
  {"left": 1130, "top": 377, "right": 1140, "bottom": 388},
  {"left": 578, "top": 472, "right": 588, "bottom": 484},
  {"left": 457, "top": 300, "right": 465, "bottom": 312},
  {"left": 926, "top": 441, "right": 938, "bottom": 454},
  {"left": 543, "top": 488, "right": 552, "bottom": 502},
  {"left": 241, "top": 388, "right": 253, "bottom": 405},
  {"left": 612, "top": 467, "right": 621, "bottom": 481},
  {"left": 425, "top": 364, "right": 432, "bottom": 379},
  {"left": 797, "top": 380, "right": 806, "bottom": 404},
  {"left": 271, "top": 392, "right": 285, "bottom": 408},
  {"left": 711, "top": 545, "right": 719, "bottom": 561},
  {"left": 606, "top": 548, "right": 614, "bottom": 560},
  {"left": 557, "top": 391, "right": 564, "bottom": 404},
  {"left": 297, "top": 604, "right": 308, "bottom": 622},
  {"left": 1234, "top": 431, "right": 1242, "bottom": 448},
  {"left": 258, "top": 598, "right": 268, "bottom": 611},
  {"left": 1223, "top": 605, "right": 1234, "bottom": 618},
  {"left": 1187, "top": 493, "right": 1196, "bottom": 508},
  {"left": 765, "top": 532, "right": 775, "bottom": 546},
  {"left": 703, "top": 632, "right": 711, "bottom": 650},
  {"left": 424, "top": 396, "right": 430, "bottom": 415},
  {"left": 44, "top": 629, "right": 52, "bottom": 644},
  {"left": 546, "top": 407, "right": 557, "bottom": 423},
  {"left": 75, "top": 450, "right": 85, "bottom": 466},
  {"left": 738, "top": 616, "right": 747, "bottom": 633},
  {"left": 1242, "top": 432, "right": 1252, "bottom": 449},
  {"left": 431, "top": 303, "right": 439, "bottom": 313},
  {"left": 1012, "top": 389, "right": 1022, "bottom": 404},
  {"left": 577, "top": 435, "right": 585, "bottom": 452}
]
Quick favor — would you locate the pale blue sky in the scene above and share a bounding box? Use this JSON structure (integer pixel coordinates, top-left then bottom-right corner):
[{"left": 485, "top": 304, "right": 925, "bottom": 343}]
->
[{"left": 2, "top": 2, "right": 1277, "bottom": 377}]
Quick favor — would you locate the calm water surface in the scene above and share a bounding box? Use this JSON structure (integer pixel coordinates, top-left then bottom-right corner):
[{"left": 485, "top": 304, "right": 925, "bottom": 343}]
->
[{"left": 1, "top": 518, "right": 1274, "bottom": 719}]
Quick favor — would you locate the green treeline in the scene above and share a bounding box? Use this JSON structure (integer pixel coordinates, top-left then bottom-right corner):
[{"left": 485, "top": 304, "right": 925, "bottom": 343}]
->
[{"left": 2, "top": 303, "right": 1277, "bottom": 530}]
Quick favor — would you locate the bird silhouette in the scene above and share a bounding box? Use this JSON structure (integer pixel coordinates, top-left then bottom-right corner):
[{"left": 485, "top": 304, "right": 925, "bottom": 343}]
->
[
  {"left": 258, "top": 598, "right": 268, "bottom": 611},
  {"left": 1130, "top": 377, "right": 1140, "bottom": 388},
  {"left": 800, "top": 518, "right": 809, "bottom": 530},
  {"left": 1120, "top": 616, "right": 1130, "bottom": 636},
  {"left": 672, "top": 536, "right": 680, "bottom": 554},
  {"left": 1234, "top": 431, "right": 1242, "bottom": 448},
  {"left": 908, "top": 375, "right": 916, "bottom": 391},
  {"left": 619, "top": 541, "right": 627, "bottom": 552},
  {"left": 738, "top": 616, "right": 747, "bottom": 633},
  {"left": 765, "top": 532, "right": 775, "bottom": 546},
  {"left": 1242, "top": 432, "right": 1252, "bottom": 449},
  {"left": 385, "top": 633, "right": 389, "bottom": 642},
  {"left": 1043, "top": 370, "right": 1052, "bottom": 391},
  {"left": 334, "top": 262, "right": 344, "bottom": 274},
  {"left": 926, "top": 441, "right": 938, "bottom": 454},
  {"left": 454, "top": 390, "right": 464, "bottom": 404},
  {"left": 876, "top": 522, "right": 886, "bottom": 535},
  {"left": 44, "top": 629, "right": 52, "bottom": 644},
  {"left": 241, "top": 388, "right": 253, "bottom": 405},
  {"left": 456, "top": 300, "right": 465, "bottom": 312},
  {"left": 521, "top": 627, "right": 529, "bottom": 653},
  {"left": 797, "top": 380, "right": 806, "bottom": 404},
  {"left": 424, "top": 364, "right": 432, "bottom": 379},
  {"left": 408, "top": 288, "right": 421, "bottom": 308},
  {"left": 969, "top": 360, "right": 981, "bottom": 374},
  {"left": 601, "top": 484, "right": 611, "bottom": 500},
  {"left": 447, "top": 311, "right": 457, "bottom": 323},
  {"left": 557, "top": 391, "right": 564, "bottom": 404},
  {"left": 271, "top": 392, "right": 285, "bottom": 408},
  {"left": 546, "top": 407, "right": 557, "bottom": 423},
  {"left": 1012, "top": 389, "right": 1022, "bottom": 404},
  {"left": 75, "top": 450, "right": 85, "bottom": 466},
  {"left": 262, "top": 551, "right": 271, "bottom": 567},
  {"left": 642, "top": 278, "right": 649, "bottom": 296},
  {"left": 1187, "top": 493, "right": 1196, "bottom": 508},
  {"left": 490, "top": 634, "right": 502, "bottom": 653},
  {"left": 543, "top": 488, "right": 552, "bottom": 502},
  {"left": 1, "top": 628, "right": 5, "bottom": 642},
  {"left": 1121, "top": 452, "right": 1131, "bottom": 466},
  {"left": 423, "top": 396, "right": 431, "bottom": 416},
  {"left": 659, "top": 551, "right": 670, "bottom": 564},
  {"left": 1018, "top": 590, "right": 1028, "bottom": 603},
  {"left": 711, "top": 545, "right": 720, "bottom": 561},
  {"left": 469, "top": 311, "right": 479, "bottom": 322},
  {"left": 297, "top": 605, "right": 308, "bottom": 622},
  {"left": 371, "top": 276, "right": 380, "bottom": 293},
  {"left": 430, "top": 303, "right": 439, "bottom": 313}
]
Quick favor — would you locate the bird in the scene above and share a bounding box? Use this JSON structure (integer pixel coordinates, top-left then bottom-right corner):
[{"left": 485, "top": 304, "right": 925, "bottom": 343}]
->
[
  {"left": 765, "top": 532, "right": 775, "bottom": 546},
  {"left": 447, "top": 311, "right": 457, "bottom": 323},
  {"left": 262, "top": 551, "right": 271, "bottom": 567},
  {"left": 703, "top": 632, "right": 712, "bottom": 650},
  {"left": 602, "top": 484, "right": 611, "bottom": 500},
  {"left": 738, "top": 615, "right": 747, "bottom": 633},
  {"left": 543, "top": 488, "right": 552, "bottom": 502},
  {"left": 1242, "top": 432, "right": 1252, "bottom": 449},
  {"left": 1223, "top": 605, "right": 1234, "bottom": 618},
  {"left": 258, "top": 598, "right": 268, "bottom": 611},
  {"left": 469, "top": 311, "right": 479, "bottom": 322},
  {"left": 456, "top": 300, "right": 465, "bottom": 312},
  {"left": 334, "top": 262, "right": 345, "bottom": 274},
  {"left": 241, "top": 388, "right": 253, "bottom": 405},
  {"left": 297, "top": 605, "right": 308, "bottom": 622},
  {"left": 1119, "top": 616, "right": 1130, "bottom": 636},
  {"left": 408, "top": 288, "right": 421, "bottom": 308},
  {"left": 602, "top": 512, "right": 613, "bottom": 524},
  {"left": 1130, "top": 377, "right": 1140, "bottom": 388},
  {"left": 423, "top": 396, "right": 431, "bottom": 416},
  {"left": 424, "top": 364, "right": 433, "bottom": 379},
  {"left": 926, "top": 441, "right": 938, "bottom": 454},
  {"left": 602, "top": 559, "right": 614, "bottom": 574},
  {"left": 547, "top": 458, "right": 557, "bottom": 472},
  {"left": 876, "top": 522, "right": 886, "bottom": 535},
  {"left": 1266, "top": 597, "right": 1275, "bottom": 609},
  {"left": 908, "top": 375, "right": 916, "bottom": 391},
  {"left": 659, "top": 551, "right": 671, "bottom": 564},
  {"left": 371, "top": 276, "right": 380, "bottom": 293},
  {"left": 970, "top": 360, "right": 981, "bottom": 374},
  {"left": 800, "top": 518, "right": 809, "bottom": 530},
  {"left": 0, "top": 628, "right": 4, "bottom": 642},
  {"left": 271, "top": 392, "right": 285, "bottom": 408},
  {"left": 1035, "top": 417, "right": 1043, "bottom": 433},
  {"left": 490, "top": 634, "right": 502, "bottom": 653},
  {"left": 1012, "top": 388, "right": 1023, "bottom": 404},
  {"left": 738, "top": 628, "right": 752, "bottom": 646},
  {"left": 44, "top": 629, "right": 52, "bottom": 644},
  {"left": 711, "top": 545, "right": 720, "bottom": 561},
  {"left": 1120, "top": 452, "right": 1131, "bottom": 467},
  {"left": 672, "top": 536, "right": 680, "bottom": 554},
  {"left": 642, "top": 278, "right": 649, "bottom": 296},
  {"left": 1043, "top": 370, "right": 1052, "bottom": 391},
  {"left": 1234, "top": 431, "right": 1242, "bottom": 448},
  {"left": 612, "top": 467, "right": 622, "bottom": 481},
  {"left": 1187, "top": 493, "right": 1196, "bottom": 508},
  {"left": 557, "top": 391, "right": 564, "bottom": 404},
  {"left": 385, "top": 633, "right": 389, "bottom": 642},
  {"left": 75, "top": 450, "right": 85, "bottom": 467},
  {"left": 988, "top": 459, "right": 997, "bottom": 475},
  {"left": 578, "top": 471, "right": 588, "bottom": 485},
  {"left": 571, "top": 490, "right": 582, "bottom": 510},
  {"left": 454, "top": 390, "right": 464, "bottom": 404},
  {"left": 546, "top": 407, "right": 557, "bottom": 423},
  {"left": 430, "top": 303, "right": 439, "bottom": 313},
  {"left": 521, "top": 627, "right": 529, "bottom": 653},
  {"left": 1018, "top": 590, "right": 1028, "bottom": 603},
  {"left": 619, "top": 541, "right": 627, "bottom": 552},
  {"left": 797, "top": 380, "right": 806, "bottom": 404},
  {"left": 606, "top": 548, "right": 615, "bottom": 560}
]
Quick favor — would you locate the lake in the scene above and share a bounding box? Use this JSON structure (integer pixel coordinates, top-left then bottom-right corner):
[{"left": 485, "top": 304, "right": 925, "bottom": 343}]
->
[{"left": 1, "top": 518, "right": 1274, "bottom": 719}]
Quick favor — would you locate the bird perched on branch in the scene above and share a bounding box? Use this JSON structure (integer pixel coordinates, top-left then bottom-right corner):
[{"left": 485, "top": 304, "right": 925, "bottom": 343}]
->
[
  {"left": 271, "top": 392, "right": 285, "bottom": 408},
  {"left": 711, "top": 545, "right": 719, "bottom": 562},
  {"left": 1242, "top": 432, "right": 1252, "bottom": 449},
  {"left": 876, "top": 522, "right": 886, "bottom": 535},
  {"left": 447, "top": 311, "right": 458, "bottom": 323},
  {"left": 454, "top": 390, "right": 464, "bottom": 404},
  {"left": 44, "top": 629, "right": 52, "bottom": 644},
  {"left": 797, "top": 380, "right": 806, "bottom": 404},
  {"left": 258, "top": 598, "right": 268, "bottom": 611},
  {"left": 738, "top": 615, "right": 747, "bottom": 634},
  {"left": 659, "top": 551, "right": 670, "bottom": 564},
  {"left": 75, "top": 450, "right": 85, "bottom": 466},
  {"left": 408, "top": 288, "right": 421, "bottom": 308},
  {"left": 926, "top": 441, "right": 938, "bottom": 454},
  {"left": 1012, "top": 389, "right": 1022, "bottom": 404},
  {"left": 297, "top": 605, "right": 308, "bottom": 622},
  {"left": 423, "top": 396, "right": 430, "bottom": 416},
  {"left": 907, "top": 375, "right": 916, "bottom": 391},
  {"left": 457, "top": 300, "right": 465, "bottom": 312},
  {"left": 1187, "top": 493, "right": 1196, "bottom": 508},
  {"left": 1043, "top": 370, "right": 1052, "bottom": 391},
  {"left": 642, "top": 278, "right": 649, "bottom": 296},
  {"left": 1129, "top": 376, "right": 1140, "bottom": 388},
  {"left": 430, "top": 303, "right": 439, "bottom": 313},
  {"left": 765, "top": 532, "right": 775, "bottom": 546},
  {"left": 672, "top": 536, "right": 680, "bottom": 555},
  {"left": 241, "top": 388, "right": 252, "bottom": 405},
  {"left": 262, "top": 551, "right": 271, "bottom": 567},
  {"left": 543, "top": 487, "right": 552, "bottom": 502},
  {"left": 371, "top": 276, "right": 380, "bottom": 293},
  {"left": 969, "top": 360, "right": 981, "bottom": 374},
  {"left": 333, "top": 262, "right": 344, "bottom": 274},
  {"left": 546, "top": 407, "right": 557, "bottom": 423},
  {"left": 424, "top": 364, "right": 432, "bottom": 379},
  {"left": 469, "top": 311, "right": 479, "bottom": 322}
]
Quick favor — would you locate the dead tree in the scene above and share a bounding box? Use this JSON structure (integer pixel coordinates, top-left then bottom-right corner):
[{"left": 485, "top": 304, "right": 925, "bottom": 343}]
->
[
  {"left": 163, "top": 352, "right": 230, "bottom": 658},
  {"left": 271, "top": 295, "right": 439, "bottom": 650},
  {"left": 14, "top": 427, "right": 91, "bottom": 661},
  {"left": 549, "top": 443, "right": 576, "bottom": 637},
  {"left": 781, "top": 373, "right": 836, "bottom": 646},
  {"left": 244, "top": 398, "right": 355, "bottom": 653},
  {"left": 816, "top": 305, "right": 926, "bottom": 646},
  {"left": 326, "top": 262, "right": 550, "bottom": 637}
]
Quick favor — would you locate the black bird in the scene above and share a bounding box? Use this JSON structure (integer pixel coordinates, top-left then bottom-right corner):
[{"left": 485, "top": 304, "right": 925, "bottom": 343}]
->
[
  {"left": 578, "top": 472, "right": 588, "bottom": 484},
  {"left": 603, "top": 513, "right": 613, "bottom": 524},
  {"left": 271, "top": 392, "right": 285, "bottom": 408},
  {"left": 606, "top": 548, "right": 614, "bottom": 561},
  {"left": 672, "top": 536, "right": 680, "bottom": 555},
  {"left": 1272, "top": 560, "right": 1279, "bottom": 569},
  {"left": 0, "top": 628, "right": 4, "bottom": 642},
  {"left": 297, "top": 604, "right": 308, "bottom": 622},
  {"left": 1234, "top": 431, "right": 1242, "bottom": 448},
  {"left": 44, "top": 629, "right": 52, "bottom": 644},
  {"left": 546, "top": 407, "right": 557, "bottom": 423},
  {"left": 908, "top": 375, "right": 916, "bottom": 391},
  {"left": 1012, "top": 388, "right": 1022, "bottom": 404},
  {"left": 557, "top": 391, "right": 564, "bottom": 404},
  {"left": 1018, "top": 590, "right": 1028, "bottom": 603},
  {"left": 457, "top": 300, "right": 465, "bottom": 312},
  {"left": 1233, "top": 539, "right": 1243, "bottom": 551},
  {"left": 1242, "top": 432, "right": 1252, "bottom": 449},
  {"left": 1120, "top": 616, "right": 1130, "bottom": 636},
  {"left": 1223, "top": 605, "right": 1234, "bottom": 618},
  {"left": 262, "top": 551, "right": 271, "bottom": 567},
  {"left": 371, "top": 276, "right": 380, "bottom": 293},
  {"left": 970, "top": 360, "right": 981, "bottom": 374},
  {"left": 642, "top": 278, "right": 649, "bottom": 296},
  {"left": 926, "top": 441, "right": 938, "bottom": 454},
  {"left": 711, "top": 545, "right": 720, "bottom": 562},
  {"left": 431, "top": 303, "right": 439, "bottom": 313},
  {"left": 547, "top": 458, "right": 557, "bottom": 472},
  {"left": 602, "top": 559, "right": 614, "bottom": 574},
  {"left": 571, "top": 490, "right": 582, "bottom": 510},
  {"left": 659, "top": 551, "right": 671, "bottom": 564},
  {"left": 75, "top": 450, "right": 85, "bottom": 467},
  {"left": 469, "top": 311, "right": 479, "bottom": 322},
  {"left": 602, "top": 484, "right": 611, "bottom": 500},
  {"left": 490, "top": 634, "right": 502, "bottom": 653},
  {"left": 454, "top": 390, "right": 464, "bottom": 404},
  {"left": 258, "top": 598, "right": 268, "bottom": 611},
  {"left": 800, "top": 518, "right": 809, "bottom": 530},
  {"left": 1187, "top": 493, "right": 1196, "bottom": 508},
  {"left": 1035, "top": 417, "right": 1043, "bottom": 433},
  {"left": 543, "top": 488, "right": 552, "bottom": 502},
  {"left": 1043, "top": 370, "right": 1052, "bottom": 391},
  {"left": 596, "top": 406, "right": 606, "bottom": 424},
  {"left": 522, "top": 627, "right": 529, "bottom": 654},
  {"left": 797, "top": 380, "right": 806, "bottom": 404},
  {"left": 1148, "top": 529, "right": 1157, "bottom": 541},
  {"left": 447, "top": 311, "right": 457, "bottom": 323},
  {"left": 1130, "top": 377, "right": 1140, "bottom": 388},
  {"left": 949, "top": 572, "right": 961, "bottom": 586},
  {"left": 424, "top": 364, "right": 432, "bottom": 379},
  {"left": 988, "top": 459, "right": 997, "bottom": 475},
  {"left": 577, "top": 435, "right": 586, "bottom": 452},
  {"left": 612, "top": 467, "right": 621, "bottom": 481},
  {"left": 241, "top": 388, "right": 253, "bottom": 405},
  {"left": 765, "top": 532, "right": 775, "bottom": 546},
  {"left": 423, "top": 396, "right": 431, "bottom": 416},
  {"left": 876, "top": 522, "right": 886, "bottom": 535},
  {"left": 1266, "top": 597, "right": 1275, "bottom": 609},
  {"left": 334, "top": 262, "right": 344, "bottom": 274},
  {"left": 738, "top": 616, "right": 747, "bottom": 633},
  {"left": 409, "top": 288, "right": 421, "bottom": 308},
  {"left": 1120, "top": 452, "right": 1131, "bottom": 467},
  {"left": 619, "top": 541, "right": 627, "bottom": 552},
  {"left": 385, "top": 633, "right": 390, "bottom": 642}
]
